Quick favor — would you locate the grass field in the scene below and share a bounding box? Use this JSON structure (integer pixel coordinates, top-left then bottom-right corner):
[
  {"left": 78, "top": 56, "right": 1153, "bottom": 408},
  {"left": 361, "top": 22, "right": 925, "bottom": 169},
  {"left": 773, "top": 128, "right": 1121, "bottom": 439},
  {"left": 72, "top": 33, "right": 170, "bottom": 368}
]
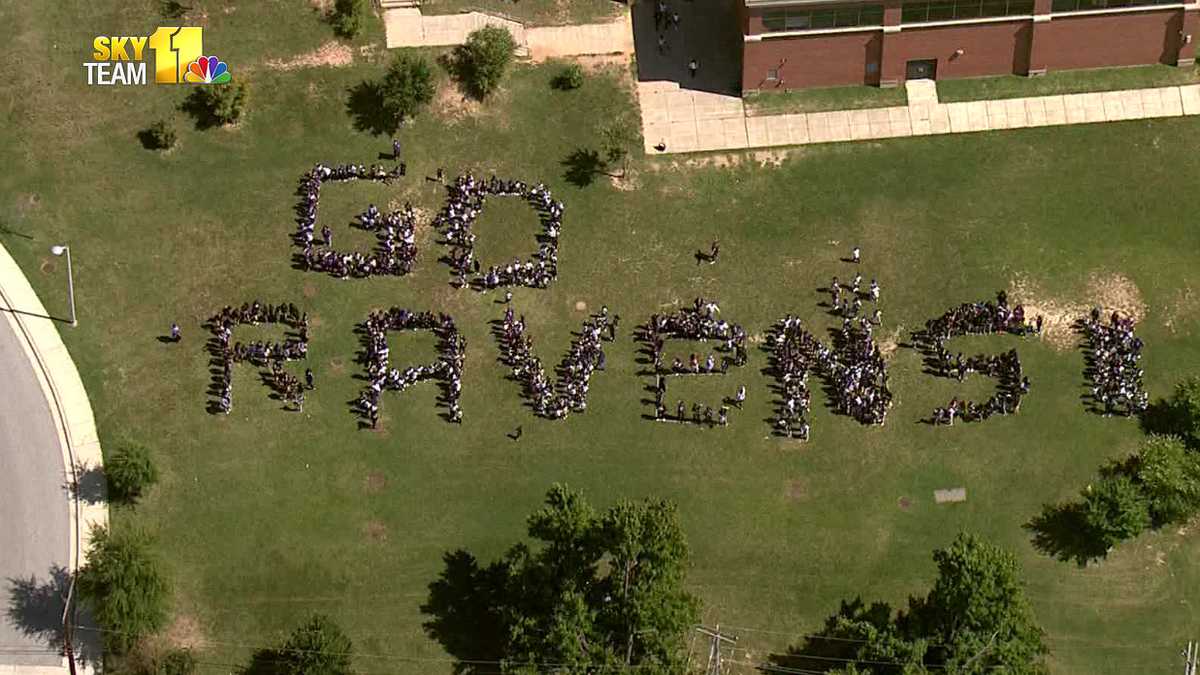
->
[
  {"left": 5, "top": 2, "right": 1200, "bottom": 674},
  {"left": 744, "top": 84, "right": 908, "bottom": 116},
  {"left": 937, "top": 63, "right": 1200, "bottom": 102}
]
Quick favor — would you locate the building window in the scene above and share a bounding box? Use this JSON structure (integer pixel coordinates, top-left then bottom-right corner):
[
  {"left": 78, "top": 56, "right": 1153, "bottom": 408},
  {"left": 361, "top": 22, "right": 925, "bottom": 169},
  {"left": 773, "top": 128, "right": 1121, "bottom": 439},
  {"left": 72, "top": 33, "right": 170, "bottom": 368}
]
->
[
  {"left": 1051, "top": 0, "right": 1175, "bottom": 12},
  {"left": 901, "top": 0, "right": 1034, "bottom": 22},
  {"left": 762, "top": 4, "right": 885, "bottom": 31},
  {"left": 766, "top": 68, "right": 781, "bottom": 81}
]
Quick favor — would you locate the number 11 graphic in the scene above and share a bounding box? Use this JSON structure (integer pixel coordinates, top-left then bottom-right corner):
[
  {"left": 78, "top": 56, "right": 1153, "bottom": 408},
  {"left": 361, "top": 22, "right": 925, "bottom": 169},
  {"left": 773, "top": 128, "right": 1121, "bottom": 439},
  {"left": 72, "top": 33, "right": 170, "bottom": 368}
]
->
[{"left": 148, "top": 27, "right": 203, "bottom": 84}]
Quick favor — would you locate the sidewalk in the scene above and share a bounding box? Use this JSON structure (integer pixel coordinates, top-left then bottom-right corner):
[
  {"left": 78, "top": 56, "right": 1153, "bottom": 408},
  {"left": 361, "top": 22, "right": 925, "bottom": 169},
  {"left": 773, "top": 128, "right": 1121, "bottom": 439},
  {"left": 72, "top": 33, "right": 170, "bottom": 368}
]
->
[
  {"left": 638, "top": 79, "right": 1200, "bottom": 154},
  {"left": 383, "top": 7, "right": 634, "bottom": 62},
  {"left": 0, "top": 242, "right": 106, "bottom": 675}
]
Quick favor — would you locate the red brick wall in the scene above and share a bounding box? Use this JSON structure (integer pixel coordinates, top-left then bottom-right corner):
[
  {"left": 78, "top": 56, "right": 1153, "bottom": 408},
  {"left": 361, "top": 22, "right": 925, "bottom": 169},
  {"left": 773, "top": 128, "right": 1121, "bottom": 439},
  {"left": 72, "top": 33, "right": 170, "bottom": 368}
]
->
[
  {"left": 743, "top": 32, "right": 883, "bottom": 90},
  {"left": 882, "top": 20, "right": 1031, "bottom": 82},
  {"left": 1038, "top": 10, "right": 1181, "bottom": 70}
]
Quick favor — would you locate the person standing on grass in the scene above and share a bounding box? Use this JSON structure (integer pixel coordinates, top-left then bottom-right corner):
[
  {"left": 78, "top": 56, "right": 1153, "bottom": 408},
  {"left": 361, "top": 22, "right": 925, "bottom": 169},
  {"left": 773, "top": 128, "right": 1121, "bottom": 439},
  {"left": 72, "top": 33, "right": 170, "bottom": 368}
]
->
[
  {"left": 709, "top": 239, "right": 720, "bottom": 264},
  {"left": 851, "top": 246, "right": 861, "bottom": 263},
  {"left": 392, "top": 138, "right": 401, "bottom": 161},
  {"left": 688, "top": 59, "right": 699, "bottom": 78},
  {"left": 305, "top": 368, "right": 314, "bottom": 390},
  {"left": 321, "top": 225, "right": 332, "bottom": 246},
  {"left": 169, "top": 323, "right": 181, "bottom": 342}
]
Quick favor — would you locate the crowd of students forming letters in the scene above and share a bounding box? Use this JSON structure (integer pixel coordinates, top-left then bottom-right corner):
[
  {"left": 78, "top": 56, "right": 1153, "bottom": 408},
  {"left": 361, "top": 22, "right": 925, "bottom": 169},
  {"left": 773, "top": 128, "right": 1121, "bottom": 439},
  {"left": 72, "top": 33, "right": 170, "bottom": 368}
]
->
[
  {"left": 494, "top": 306, "right": 616, "bottom": 419},
  {"left": 356, "top": 308, "right": 465, "bottom": 428},
  {"left": 293, "top": 163, "right": 417, "bottom": 279},
  {"left": 639, "top": 298, "right": 749, "bottom": 428},
  {"left": 1077, "top": 308, "right": 1148, "bottom": 416},
  {"left": 911, "top": 292, "right": 1035, "bottom": 425},
  {"left": 435, "top": 174, "right": 562, "bottom": 290},
  {"left": 206, "top": 301, "right": 310, "bottom": 414}
]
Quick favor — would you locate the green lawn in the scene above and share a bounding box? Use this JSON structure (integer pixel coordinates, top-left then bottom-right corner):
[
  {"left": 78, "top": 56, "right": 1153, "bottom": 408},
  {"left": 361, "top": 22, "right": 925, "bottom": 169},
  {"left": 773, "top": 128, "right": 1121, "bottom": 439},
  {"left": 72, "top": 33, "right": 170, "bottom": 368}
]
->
[
  {"left": 744, "top": 84, "right": 907, "bottom": 116},
  {"left": 418, "top": 0, "right": 623, "bottom": 26},
  {"left": 5, "top": 2, "right": 1200, "bottom": 674},
  {"left": 937, "top": 63, "right": 1200, "bottom": 102}
]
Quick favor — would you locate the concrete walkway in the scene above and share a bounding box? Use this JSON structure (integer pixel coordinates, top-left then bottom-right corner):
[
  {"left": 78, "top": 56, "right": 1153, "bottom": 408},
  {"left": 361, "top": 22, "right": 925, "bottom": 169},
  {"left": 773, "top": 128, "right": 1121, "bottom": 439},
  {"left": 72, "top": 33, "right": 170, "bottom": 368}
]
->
[
  {"left": 383, "top": 7, "right": 633, "bottom": 61},
  {"left": 639, "top": 79, "right": 1200, "bottom": 154},
  {"left": 0, "top": 242, "right": 105, "bottom": 675}
]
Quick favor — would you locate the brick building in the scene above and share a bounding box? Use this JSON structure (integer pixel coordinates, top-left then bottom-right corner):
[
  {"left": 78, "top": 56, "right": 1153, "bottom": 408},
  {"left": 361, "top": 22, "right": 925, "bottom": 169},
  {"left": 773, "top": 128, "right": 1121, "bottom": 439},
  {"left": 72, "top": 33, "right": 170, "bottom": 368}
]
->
[{"left": 740, "top": 0, "right": 1199, "bottom": 90}]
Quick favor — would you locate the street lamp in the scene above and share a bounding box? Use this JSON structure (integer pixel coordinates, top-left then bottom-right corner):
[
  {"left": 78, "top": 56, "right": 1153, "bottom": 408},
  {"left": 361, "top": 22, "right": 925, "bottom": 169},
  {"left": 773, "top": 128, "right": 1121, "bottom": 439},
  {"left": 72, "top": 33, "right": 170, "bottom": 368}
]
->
[{"left": 49, "top": 244, "right": 76, "bottom": 327}]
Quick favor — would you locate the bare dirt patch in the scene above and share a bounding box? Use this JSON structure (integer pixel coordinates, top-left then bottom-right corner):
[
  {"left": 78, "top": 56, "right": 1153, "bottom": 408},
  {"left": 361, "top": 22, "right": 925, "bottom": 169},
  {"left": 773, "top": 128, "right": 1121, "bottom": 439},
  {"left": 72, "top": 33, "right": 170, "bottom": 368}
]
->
[
  {"left": 265, "top": 41, "right": 353, "bottom": 71},
  {"left": 309, "top": 0, "right": 332, "bottom": 11},
  {"left": 38, "top": 259, "right": 55, "bottom": 275},
  {"left": 310, "top": 314, "right": 325, "bottom": 328},
  {"left": 1162, "top": 285, "right": 1197, "bottom": 335},
  {"left": 15, "top": 192, "right": 40, "bottom": 214},
  {"left": 302, "top": 281, "right": 318, "bottom": 298},
  {"left": 364, "top": 520, "right": 388, "bottom": 541},
  {"left": 164, "top": 613, "right": 208, "bottom": 652},
  {"left": 328, "top": 357, "right": 346, "bottom": 374},
  {"left": 574, "top": 300, "right": 588, "bottom": 312},
  {"left": 434, "top": 81, "right": 484, "bottom": 120},
  {"left": 897, "top": 496, "right": 912, "bottom": 510},
  {"left": 364, "top": 471, "right": 387, "bottom": 494},
  {"left": 1009, "top": 271, "right": 1146, "bottom": 351},
  {"left": 785, "top": 478, "right": 808, "bottom": 501},
  {"left": 878, "top": 325, "right": 903, "bottom": 360}
]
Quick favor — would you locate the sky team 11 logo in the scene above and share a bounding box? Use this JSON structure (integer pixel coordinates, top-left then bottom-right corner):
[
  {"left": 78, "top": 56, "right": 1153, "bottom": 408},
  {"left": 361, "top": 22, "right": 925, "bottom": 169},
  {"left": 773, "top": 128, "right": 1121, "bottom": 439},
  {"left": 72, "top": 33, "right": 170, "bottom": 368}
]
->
[{"left": 85, "top": 27, "right": 232, "bottom": 86}]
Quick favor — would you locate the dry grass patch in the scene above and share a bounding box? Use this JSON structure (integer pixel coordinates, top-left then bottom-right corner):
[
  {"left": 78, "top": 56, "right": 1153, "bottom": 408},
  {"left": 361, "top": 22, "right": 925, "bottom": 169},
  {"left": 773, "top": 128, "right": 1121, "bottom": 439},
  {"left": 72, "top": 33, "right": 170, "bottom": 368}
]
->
[
  {"left": 1009, "top": 271, "right": 1146, "bottom": 351},
  {"left": 264, "top": 41, "right": 354, "bottom": 71}
]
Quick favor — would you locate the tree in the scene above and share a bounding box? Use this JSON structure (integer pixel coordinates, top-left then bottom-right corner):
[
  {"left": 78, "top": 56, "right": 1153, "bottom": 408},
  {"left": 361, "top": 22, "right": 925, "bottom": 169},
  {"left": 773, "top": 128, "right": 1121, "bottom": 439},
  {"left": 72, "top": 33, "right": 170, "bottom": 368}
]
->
[
  {"left": 597, "top": 115, "right": 639, "bottom": 178},
  {"left": 242, "top": 614, "right": 353, "bottom": 675},
  {"left": 453, "top": 26, "right": 517, "bottom": 99},
  {"left": 331, "top": 0, "right": 367, "bottom": 38},
  {"left": 902, "top": 533, "right": 1048, "bottom": 674},
  {"left": 423, "top": 484, "right": 700, "bottom": 674},
  {"left": 379, "top": 53, "right": 435, "bottom": 126},
  {"left": 106, "top": 441, "right": 159, "bottom": 504},
  {"left": 140, "top": 119, "right": 177, "bottom": 150},
  {"left": 773, "top": 534, "right": 1047, "bottom": 675},
  {"left": 1081, "top": 474, "right": 1150, "bottom": 550},
  {"left": 552, "top": 63, "right": 584, "bottom": 90},
  {"left": 1133, "top": 434, "right": 1200, "bottom": 525},
  {"left": 183, "top": 81, "right": 248, "bottom": 128},
  {"left": 75, "top": 525, "right": 169, "bottom": 654},
  {"left": 1165, "top": 375, "right": 1200, "bottom": 445}
]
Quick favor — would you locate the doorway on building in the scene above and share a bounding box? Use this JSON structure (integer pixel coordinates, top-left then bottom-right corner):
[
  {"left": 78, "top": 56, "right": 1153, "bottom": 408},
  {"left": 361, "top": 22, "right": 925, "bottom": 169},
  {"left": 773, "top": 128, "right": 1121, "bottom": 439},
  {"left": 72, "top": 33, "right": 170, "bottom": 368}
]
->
[{"left": 906, "top": 59, "right": 937, "bottom": 80}]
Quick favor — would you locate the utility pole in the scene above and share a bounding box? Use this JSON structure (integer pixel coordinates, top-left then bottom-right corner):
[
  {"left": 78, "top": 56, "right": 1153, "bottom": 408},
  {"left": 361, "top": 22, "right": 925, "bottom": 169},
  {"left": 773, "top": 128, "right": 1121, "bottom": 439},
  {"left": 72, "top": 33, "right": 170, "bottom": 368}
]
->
[
  {"left": 697, "top": 624, "right": 737, "bottom": 675},
  {"left": 1184, "top": 640, "right": 1197, "bottom": 675}
]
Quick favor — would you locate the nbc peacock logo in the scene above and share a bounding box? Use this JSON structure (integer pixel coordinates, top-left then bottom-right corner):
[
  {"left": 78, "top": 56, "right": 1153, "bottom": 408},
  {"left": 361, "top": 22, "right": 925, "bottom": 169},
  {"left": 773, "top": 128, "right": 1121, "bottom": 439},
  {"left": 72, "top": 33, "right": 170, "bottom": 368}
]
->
[{"left": 184, "top": 55, "right": 232, "bottom": 84}]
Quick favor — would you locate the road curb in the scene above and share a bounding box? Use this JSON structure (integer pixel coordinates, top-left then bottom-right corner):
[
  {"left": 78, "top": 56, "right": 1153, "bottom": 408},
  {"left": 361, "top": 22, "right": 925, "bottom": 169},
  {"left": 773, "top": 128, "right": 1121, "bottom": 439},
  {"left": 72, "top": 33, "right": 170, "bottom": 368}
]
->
[{"left": 0, "top": 242, "right": 106, "bottom": 675}]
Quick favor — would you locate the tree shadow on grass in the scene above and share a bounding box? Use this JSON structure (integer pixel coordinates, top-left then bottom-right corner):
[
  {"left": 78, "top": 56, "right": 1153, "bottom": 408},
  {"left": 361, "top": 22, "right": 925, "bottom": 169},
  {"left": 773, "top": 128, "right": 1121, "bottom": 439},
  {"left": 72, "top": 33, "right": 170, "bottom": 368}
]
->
[
  {"left": 67, "top": 463, "right": 108, "bottom": 506},
  {"left": 178, "top": 89, "right": 222, "bottom": 131},
  {"left": 1139, "top": 399, "right": 1188, "bottom": 439},
  {"left": 561, "top": 148, "right": 605, "bottom": 187},
  {"left": 420, "top": 550, "right": 507, "bottom": 675},
  {"left": 346, "top": 80, "right": 397, "bottom": 136},
  {"left": 5, "top": 565, "right": 102, "bottom": 669},
  {"left": 1024, "top": 502, "right": 1108, "bottom": 567}
]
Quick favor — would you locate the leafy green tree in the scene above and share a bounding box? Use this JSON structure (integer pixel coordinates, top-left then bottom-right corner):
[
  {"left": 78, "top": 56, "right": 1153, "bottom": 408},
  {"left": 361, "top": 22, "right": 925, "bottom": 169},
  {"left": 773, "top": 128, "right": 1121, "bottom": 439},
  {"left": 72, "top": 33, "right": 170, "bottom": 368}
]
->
[
  {"left": 75, "top": 526, "right": 169, "bottom": 654},
  {"left": 106, "top": 441, "right": 159, "bottom": 504},
  {"left": 242, "top": 614, "right": 353, "bottom": 675},
  {"left": 1134, "top": 434, "right": 1200, "bottom": 525},
  {"left": 453, "top": 26, "right": 517, "bottom": 99},
  {"left": 423, "top": 484, "right": 700, "bottom": 674},
  {"left": 379, "top": 53, "right": 435, "bottom": 126},
  {"left": 1081, "top": 474, "right": 1150, "bottom": 550},
  {"left": 597, "top": 115, "right": 639, "bottom": 178},
  {"left": 902, "top": 533, "right": 1048, "bottom": 674},
  {"left": 552, "top": 63, "right": 584, "bottom": 90},
  {"left": 141, "top": 119, "right": 177, "bottom": 150},
  {"left": 331, "top": 0, "right": 367, "bottom": 38},
  {"left": 1166, "top": 375, "right": 1200, "bottom": 445},
  {"left": 184, "top": 81, "right": 248, "bottom": 127}
]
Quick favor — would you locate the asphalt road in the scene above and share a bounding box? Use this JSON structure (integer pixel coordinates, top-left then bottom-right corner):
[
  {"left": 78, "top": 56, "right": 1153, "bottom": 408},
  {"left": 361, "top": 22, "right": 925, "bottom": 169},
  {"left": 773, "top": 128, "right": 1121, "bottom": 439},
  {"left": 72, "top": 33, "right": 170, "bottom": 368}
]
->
[{"left": 0, "top": 315, "right": 70, "bottom": 666}]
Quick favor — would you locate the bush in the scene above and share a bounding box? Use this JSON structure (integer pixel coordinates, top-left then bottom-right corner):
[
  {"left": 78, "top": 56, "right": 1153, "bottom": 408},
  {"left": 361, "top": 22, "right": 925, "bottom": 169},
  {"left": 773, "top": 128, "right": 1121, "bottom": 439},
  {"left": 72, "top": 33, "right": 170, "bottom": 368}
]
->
[
  {"left": 243, "top": 614, "right": 353, "bottom": 675},
  {"left": 1167, "top": 375, "right": 1200, "bottom": 445},
  {"left": 157, "top": 649, "right": 197, "bottom": 675},
  {"left": 75, "top": 526, "right": 169, "bottom": 654},
  {"left": 141, "top": 119, "right": 177, "bottom": 150},
  {"left": 452, "top": 26, "right": 517, "bottom": 99},
  {"left": 331, "top": 0, "right": 367, "bottom": 38},
  {"left": 1135, "top": 434, "right": 1200, "bottom": 525},
  {"left": 379, "top": 53, "right": 435, "bottom": 126},
  {"left": 552, "top": 63, "right": 585, "bottom": 90},
  {"left": 106, "top": 442, "right": 159, "bottom": 504},
  {"left": 183, "top": 81, "right": 248, "bottom": 128},
  {"left": 1081, "top": 474, "right": 1150, "bottom": 550}
]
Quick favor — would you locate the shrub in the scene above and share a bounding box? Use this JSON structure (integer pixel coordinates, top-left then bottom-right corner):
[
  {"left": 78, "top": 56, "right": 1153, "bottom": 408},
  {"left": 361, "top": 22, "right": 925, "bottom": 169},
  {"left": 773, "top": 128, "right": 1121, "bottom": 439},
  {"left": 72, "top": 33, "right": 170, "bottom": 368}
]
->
[
  {"left": 184, "top": 80, "right": 248, "bottom": 127},
  {"left": 1081, "top": 474, "right": 1150, "bottom": 550},
  {"left": 75, "top": 526, "right": 169, "bottom": 654},
  {"left": 141, "top": 119, "right": 177, "bottom": 150},
  {"left": 1134, "top": 434, "right": 1200, "bottom": 525},
  {"left": 379, "top": 53, "right": 435, "bottom": 125},
  {"left": 157, "top": 649, "right": 197, "bottom": 675},
  {"left": 453, "top": 26, "right": 517, "bottom": 99},
  {"left": 106, "top": 442, "right": 158, "bottom": 504},
  {"left": 552, "top": 63, "right": 585, "bottom": 90},
  {"left": 243, "top": 614, "right": 354, "bottom": 675},
  {"left": 331, "top": 0, "right": 367, "bottom": 38}
]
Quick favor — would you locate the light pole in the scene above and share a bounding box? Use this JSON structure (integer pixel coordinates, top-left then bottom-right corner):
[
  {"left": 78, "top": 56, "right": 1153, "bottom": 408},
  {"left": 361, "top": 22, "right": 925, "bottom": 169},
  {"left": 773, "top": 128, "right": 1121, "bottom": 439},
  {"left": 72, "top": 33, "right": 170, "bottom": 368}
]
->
[{"left": 49, "top": 245, "right": 76, "bottom": 327}]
